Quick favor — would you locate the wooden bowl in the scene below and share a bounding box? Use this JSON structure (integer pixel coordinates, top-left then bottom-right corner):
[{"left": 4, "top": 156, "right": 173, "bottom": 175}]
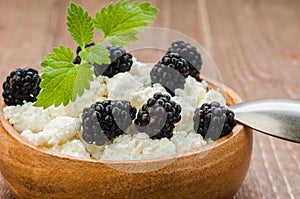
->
[{"left": 0, "top": 84, "right": 252, "bottom": 199}]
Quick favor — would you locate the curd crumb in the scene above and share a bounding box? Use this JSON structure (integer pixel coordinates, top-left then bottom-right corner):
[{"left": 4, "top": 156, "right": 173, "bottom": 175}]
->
[
  {"left": 3, "top": 103, "right": 50, "bottom": 133},
  {"left": 21, "top": 116, "right": 81, "bottom": 146},
  {"left": 101, "top": 133, "right": 176, "bottom": 161},
  {"left": 51, "top": 139, "right": 91, "bottom": 159}
]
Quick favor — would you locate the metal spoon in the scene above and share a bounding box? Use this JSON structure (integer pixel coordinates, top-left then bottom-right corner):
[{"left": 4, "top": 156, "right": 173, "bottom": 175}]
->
[{"left": 230, "top": 99, "right": 300, "bottom": 143}]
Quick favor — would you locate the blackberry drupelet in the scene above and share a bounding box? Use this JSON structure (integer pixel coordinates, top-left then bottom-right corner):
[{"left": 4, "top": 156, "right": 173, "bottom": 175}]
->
[
  {"left": 168, "top": 41, "right": 202, "bottom": 79},
  {"left": 94, "top": 46, "right": 133, "bottom": 78},
  {"left": 81, "top": 100, "right": 137, "bottom": 146},
  {"left": 193, "top": 102, "right": 236, "bottom": 140},
  {"left": 150, "top": 52, "right": 189, "bottom": 96},
  {"left": 134, "top": 92, "right": 181, "bottom": 139},
  {"left": 2, "top": 68, "right": 41, "bottom": 106},
  {"left": 72, "top": 42, "right": 95, "bottom": 64}
]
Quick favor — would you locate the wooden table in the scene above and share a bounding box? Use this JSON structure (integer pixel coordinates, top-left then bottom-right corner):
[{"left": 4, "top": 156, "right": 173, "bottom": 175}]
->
[{"left": 0, "top": 0, "right": 299, "bottom": 198}]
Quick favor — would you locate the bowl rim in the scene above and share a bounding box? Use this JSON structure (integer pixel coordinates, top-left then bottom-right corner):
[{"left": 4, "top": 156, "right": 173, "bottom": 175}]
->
[{"left": 0, "top": 82, "right": 245, "bottom": 164}]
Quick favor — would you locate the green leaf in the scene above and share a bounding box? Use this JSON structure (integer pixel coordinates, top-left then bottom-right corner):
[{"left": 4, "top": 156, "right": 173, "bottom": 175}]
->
[
  {"left": 35, "top": 63, "right": 94, "bottom": 108},
  {"left": 107, "top": 31, "right": 139, "bottom": 47},
  {"left": 94, "top": 1, "right": 158, "bottom": 46},
  {"left": 67, "top": 2, "right": 94, "bottom": 47},
  {"left": 41, "top": 46, "right": 74, "bottom": 69},
  {"left": 79, "top": 44, "right": 110, "bottom": 65},
  {"left": 35, "top": 46, "right": 94, "bottom": 108}
]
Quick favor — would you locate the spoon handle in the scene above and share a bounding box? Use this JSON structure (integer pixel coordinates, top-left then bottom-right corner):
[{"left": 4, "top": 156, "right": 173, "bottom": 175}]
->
[{"left": 230, "top": 99, "right": 300, "bottom": 143}]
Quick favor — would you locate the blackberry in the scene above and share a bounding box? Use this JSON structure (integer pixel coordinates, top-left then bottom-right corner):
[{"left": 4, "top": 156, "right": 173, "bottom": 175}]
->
[
  {"left": 168, "top": 41, "right": 202, "bottom": 79},
  {"left": 134, "top": 92, "right": 181, "bottom": 139},
  {"left": 72, "top": 56, "right": 82, "bottom": 65},
  {"left": 150, "top": 52, "right": 189, "bottom": 96},
  {"left": 193, "top": 102, "right": 236, "bottom": 141},
  {"left": 81, "top": 100, "right": 137, "bottom": 146},
  {"left": 72, "top": 42, "right": 95, "bottom": 64},
  {"left": 2, "top": 68, "right": 41, "bottom": 106},
  {"left": 94, "top": 46, "right": 133, "bottom": 78}
]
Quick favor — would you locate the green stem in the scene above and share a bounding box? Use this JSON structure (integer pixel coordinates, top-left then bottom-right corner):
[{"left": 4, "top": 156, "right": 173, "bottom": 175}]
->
[{"left": 98, "top": 36, "right": 106, "bottom": 44}]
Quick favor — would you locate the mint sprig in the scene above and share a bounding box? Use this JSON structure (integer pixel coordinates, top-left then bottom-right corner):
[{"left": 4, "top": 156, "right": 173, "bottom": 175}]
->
[
  {"left": 94, "top": 1, "right": 158, "bottom": 46},
  {"left": 67, "top": 2, "right": 94, "bottom": 47},
  {"left": 79, "top": 44, "right": 110, "bottom": 65},
  {"left": 35, "top": 46, "right": 94, "bottom": 108},
  {"left": 35, "top": 1, "right": 158, "bottom": 108},
  {"left": 40, "top": 46, "right": 74, "bottom": 69}
]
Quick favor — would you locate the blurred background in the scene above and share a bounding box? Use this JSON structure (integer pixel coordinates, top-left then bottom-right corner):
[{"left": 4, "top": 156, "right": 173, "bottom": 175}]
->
[{"left": 0, "top": 0, "right": 300, "bottom": 198}]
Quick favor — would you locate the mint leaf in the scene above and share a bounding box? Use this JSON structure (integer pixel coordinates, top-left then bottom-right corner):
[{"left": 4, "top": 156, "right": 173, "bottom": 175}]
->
[
  {"left": 79, "top": 44, "right": 110, "bottom": 65},
  {"left": 35, "top": 1, "right": 158, "bottom": 108},
  {"left": 107, "top": 31, "right": 139, "bottom": 47},
  {"left": 41, "top": 46, "right": 74, "bottom": 68},
  {"left": 94, "top": 1, "right": 158, "bottom": 46},
  {"left": 35, "top": 47, "right": 94, "bottom": 108},
  {"left": 67, "top": 2, "right": 94, "bottom": 47}
]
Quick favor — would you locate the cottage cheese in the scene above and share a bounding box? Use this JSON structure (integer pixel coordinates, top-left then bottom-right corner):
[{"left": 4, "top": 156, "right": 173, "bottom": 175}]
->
[
  {"left": 171, "top": 131, "right": 208, "bottom": 154},
  {"left": 130, "top": 58, "right": 152, "bottom": 85},
  {"left": 20, "top": 116, "right": 81, "bottom": 146},
  {"left": 101, "top": 133, "right": 176, "bottom": 161},
  {"left": 3, "top": 103, "right": 50, "bottom": 132},
  {"left": 3, "top": 59, "right": 226, "bottom": 161},
  {"left": 202, "top": 89, "right": 226, "bottom": 106},
  {"left": 51, "top": 139, "right": 91, "bottom": 159},
  {"left": 107, "top": 72, "right": 143, "bottom": 102}
]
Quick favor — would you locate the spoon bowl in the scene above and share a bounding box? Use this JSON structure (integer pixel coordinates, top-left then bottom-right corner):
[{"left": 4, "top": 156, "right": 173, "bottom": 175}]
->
[{"left": 230, "top": 98, "right": 300, "bottom": 143}]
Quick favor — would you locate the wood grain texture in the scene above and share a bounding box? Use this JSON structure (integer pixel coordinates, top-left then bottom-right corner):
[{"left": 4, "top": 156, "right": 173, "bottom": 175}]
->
[{"left": 0, "top": 0, "right": 299, "bottom": 198}]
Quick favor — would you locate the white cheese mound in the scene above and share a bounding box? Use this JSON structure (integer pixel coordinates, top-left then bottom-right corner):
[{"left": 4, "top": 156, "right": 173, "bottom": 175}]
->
[
  {"left": 172, "top": 98, "right": 195, "bottom": 133},
  {"left": 130, "top": 83, "right": 167, "bottom": 108},
  {"left": 107, "top": 72, "right": 143, "bottom": 101},
  {"left": 173, "top": 77, "right": 207, "bottom": 132},
  {"left": 3, "top": 103, "right": 50, "bottom": 133},
  {"left": 94, "top": 75, "right": 108, "bottom": 100},
  {"left": 21, "top": 130, "right": 48, "bottom": 145},
  {"left": 175, "top": 77, "right": 207, "bottom": 107},
  {"left": 82, "top": 143, "right": 105, "bottom": 160},
  {"left": 101, "top": 133, "right": 176, "bottom": 161},
  {"left": 130, "top": 58, "right": 152, "bottom": 85},
  {"left": 203, "top": 89, "right": 226, "bottom": 106},
  {"left": 21, "top": 116, "right": 81, "bottom": 146},
  {"left": 51, "top": 139, "right": 91, "bottom": 159},
  {"left": 171, "top": 131, "right": 207, "bottom": 154}
]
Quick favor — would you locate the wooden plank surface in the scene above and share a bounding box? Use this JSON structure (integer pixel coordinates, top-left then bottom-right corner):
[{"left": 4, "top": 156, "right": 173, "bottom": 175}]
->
[{"left": 0, "top": 0, "right": 300, "bottom": 198}]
